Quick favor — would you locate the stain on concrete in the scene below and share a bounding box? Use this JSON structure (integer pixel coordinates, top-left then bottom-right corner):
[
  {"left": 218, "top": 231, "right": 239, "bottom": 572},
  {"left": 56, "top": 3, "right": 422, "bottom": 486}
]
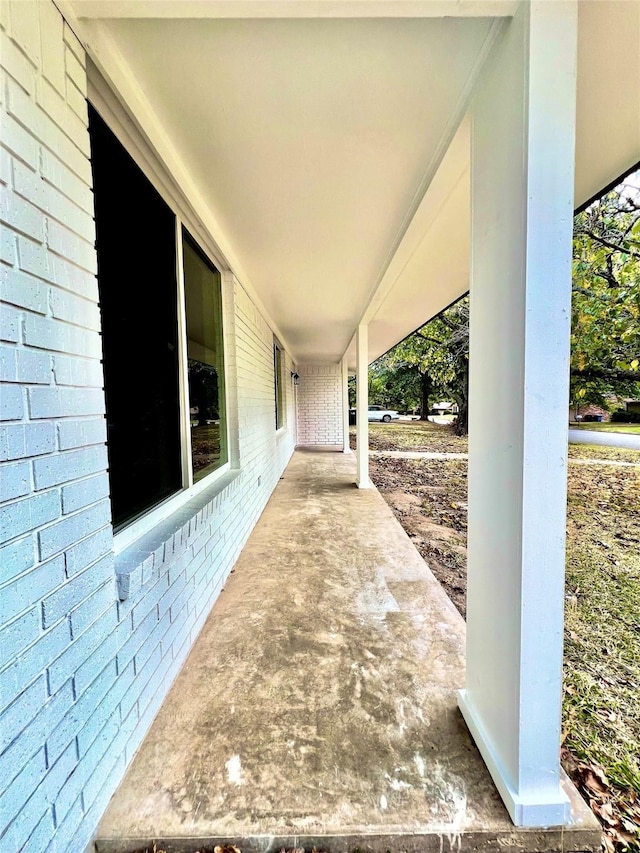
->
[{"left": 95, "top": 452, "right": 600, "bottom": 853}]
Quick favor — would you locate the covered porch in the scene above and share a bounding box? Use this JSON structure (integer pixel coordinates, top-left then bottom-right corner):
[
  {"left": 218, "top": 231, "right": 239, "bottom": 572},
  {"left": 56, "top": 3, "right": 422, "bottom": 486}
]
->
[{"left": 94, "top": 450, "right": 599, "bottom": 853}]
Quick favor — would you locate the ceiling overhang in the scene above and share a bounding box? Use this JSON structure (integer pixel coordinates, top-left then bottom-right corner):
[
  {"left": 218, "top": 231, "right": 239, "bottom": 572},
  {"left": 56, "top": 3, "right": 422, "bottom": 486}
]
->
[{"left": 59, "top": 0, "right": 640, "bottom": 370}]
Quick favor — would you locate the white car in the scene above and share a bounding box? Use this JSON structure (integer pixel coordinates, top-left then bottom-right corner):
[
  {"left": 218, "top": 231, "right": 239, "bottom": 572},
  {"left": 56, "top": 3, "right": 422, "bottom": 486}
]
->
[{"left": 367, "top": 405, "right": 400, "bottom": 423}]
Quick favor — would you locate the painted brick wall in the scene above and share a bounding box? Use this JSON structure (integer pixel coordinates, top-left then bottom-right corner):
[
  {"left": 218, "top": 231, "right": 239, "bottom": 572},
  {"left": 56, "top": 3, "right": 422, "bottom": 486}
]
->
[
  {"left": 296, "top": 362, "right": 343, "bottom": 447},
  {"left": 0, "top": 4, "right": 296, "bottom": 851}
]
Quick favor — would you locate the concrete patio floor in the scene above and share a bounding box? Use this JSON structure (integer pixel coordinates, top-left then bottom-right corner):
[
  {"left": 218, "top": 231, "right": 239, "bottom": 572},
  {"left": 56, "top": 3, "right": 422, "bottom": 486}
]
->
[{"left": 94, "top": 450, "right": 600, "bottom": 853}]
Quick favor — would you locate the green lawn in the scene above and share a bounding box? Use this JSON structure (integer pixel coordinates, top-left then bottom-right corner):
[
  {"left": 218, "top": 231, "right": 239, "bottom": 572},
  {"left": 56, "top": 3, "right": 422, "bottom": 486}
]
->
[{"left": 571, "top": 422, "right": 640, "bottom": 435}]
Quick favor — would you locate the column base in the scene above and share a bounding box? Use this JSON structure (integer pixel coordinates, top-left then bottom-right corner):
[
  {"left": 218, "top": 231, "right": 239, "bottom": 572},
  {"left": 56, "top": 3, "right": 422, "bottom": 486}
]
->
[
  {"left": 356, "top": 478, "right": 371, "bottom": 489},
  {"left": 458, "top": 690, "right": 569, "bottom": 828}
]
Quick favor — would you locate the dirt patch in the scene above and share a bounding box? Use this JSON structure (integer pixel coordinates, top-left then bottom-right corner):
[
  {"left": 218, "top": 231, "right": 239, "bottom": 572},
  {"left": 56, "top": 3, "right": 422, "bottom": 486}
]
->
[
  {"left": 369, "top": 457, "right": 468, "bottom": 618},
  {"left": 366, "top": 436, "right": 639, "bottom": 851}
]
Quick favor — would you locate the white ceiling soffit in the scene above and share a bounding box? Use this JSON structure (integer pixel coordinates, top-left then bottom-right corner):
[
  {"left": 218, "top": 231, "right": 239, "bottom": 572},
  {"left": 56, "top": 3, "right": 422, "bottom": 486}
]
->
[
  {"left": 79, "top": 12, "right": 500, "bottom": 364},
  {"left": 346, "top": 0, "right": 640, "bottom": 369},
  {"left": 71, "top": 1, "right": 518, "bottom": 20},
  {"left": 67, "top": 0, "right": 639, "bottom": 368}
]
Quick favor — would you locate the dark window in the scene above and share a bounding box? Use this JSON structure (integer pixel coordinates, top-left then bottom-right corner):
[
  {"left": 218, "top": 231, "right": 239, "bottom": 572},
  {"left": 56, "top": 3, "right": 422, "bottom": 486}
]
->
[
  {"left": 274, "top": 341, "right": 284, "bottom": 430},
  {"left": 89, "top": 105, "right": 182, "bottom": 529},
  {"left": 183, "top": 230, "right": 228, "bottom": 480}
]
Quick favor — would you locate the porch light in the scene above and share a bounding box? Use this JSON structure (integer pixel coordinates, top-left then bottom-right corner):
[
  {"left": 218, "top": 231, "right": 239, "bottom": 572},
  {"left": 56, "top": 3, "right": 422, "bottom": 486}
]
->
[{"left": 291, "top": 371, "right": 300, "bottom": 385}]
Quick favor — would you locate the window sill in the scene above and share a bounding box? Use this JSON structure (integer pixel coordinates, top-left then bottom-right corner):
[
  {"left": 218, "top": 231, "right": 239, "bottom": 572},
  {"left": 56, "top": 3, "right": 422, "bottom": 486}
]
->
[{"left": 114, "top": 468, "right": 241, "bottom": 602}]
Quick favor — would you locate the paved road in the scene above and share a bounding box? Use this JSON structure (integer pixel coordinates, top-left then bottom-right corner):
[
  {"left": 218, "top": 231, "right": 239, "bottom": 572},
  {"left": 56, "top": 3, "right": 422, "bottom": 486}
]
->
[{"left": 568, "top": 428, "right": 640, "bottom": 450}]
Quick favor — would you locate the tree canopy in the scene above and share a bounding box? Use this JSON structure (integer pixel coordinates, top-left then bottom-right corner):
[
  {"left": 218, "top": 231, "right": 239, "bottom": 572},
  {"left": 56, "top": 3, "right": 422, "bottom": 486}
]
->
[{"left": 368, "top": 169, "right": 640, "bottom": 432}]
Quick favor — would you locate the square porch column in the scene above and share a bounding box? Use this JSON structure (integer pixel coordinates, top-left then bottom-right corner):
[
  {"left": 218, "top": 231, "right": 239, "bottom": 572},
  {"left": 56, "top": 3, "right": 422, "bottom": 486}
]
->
[
  {"left": 342, "top": 355, "right": 352, "bottom": 454},
  {"left": 459, "top": 1, "right": 578, "bottom": 828},
  {"left": 356, "top": 324, "right": 370, "bottom": 488}
]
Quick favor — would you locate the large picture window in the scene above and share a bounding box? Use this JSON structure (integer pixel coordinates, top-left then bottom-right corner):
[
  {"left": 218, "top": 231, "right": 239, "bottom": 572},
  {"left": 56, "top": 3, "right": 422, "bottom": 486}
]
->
[
  {"left": 90, "top": 107, "right": 229, "bottom": 533},
  {"left": 90, "top": 106, "right": 182, "bottom": 530}
]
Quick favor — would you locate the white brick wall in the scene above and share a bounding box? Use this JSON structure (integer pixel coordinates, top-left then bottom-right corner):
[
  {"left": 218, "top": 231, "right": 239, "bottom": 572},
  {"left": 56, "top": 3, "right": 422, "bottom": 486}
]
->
[
  {"left": 296, "top": 362, "right": 344, "bottom": 447},
  {"left": 0, "top": 5, "right": 296, "bottom": 851}
]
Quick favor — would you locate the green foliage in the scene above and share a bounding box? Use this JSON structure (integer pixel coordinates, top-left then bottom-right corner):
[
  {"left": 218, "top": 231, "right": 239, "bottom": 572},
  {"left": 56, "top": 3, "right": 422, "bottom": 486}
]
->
[{"left": 571, "top": 174, "right": 640, "bottom": 411}]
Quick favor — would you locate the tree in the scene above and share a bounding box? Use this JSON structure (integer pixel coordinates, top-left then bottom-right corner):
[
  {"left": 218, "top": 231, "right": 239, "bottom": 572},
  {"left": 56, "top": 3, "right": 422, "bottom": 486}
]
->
[
  {"left": 383, "top": 297, "right": 470, "bottom": 433},
  {"left": 570, "top": 174, "right": 640, "bottom": 414}
]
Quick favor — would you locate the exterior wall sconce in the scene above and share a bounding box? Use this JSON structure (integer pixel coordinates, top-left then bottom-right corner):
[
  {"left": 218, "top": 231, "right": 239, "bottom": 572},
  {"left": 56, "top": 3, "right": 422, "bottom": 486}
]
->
[{"left": 291, "top": 371, "right": 300, "bottom": 385}]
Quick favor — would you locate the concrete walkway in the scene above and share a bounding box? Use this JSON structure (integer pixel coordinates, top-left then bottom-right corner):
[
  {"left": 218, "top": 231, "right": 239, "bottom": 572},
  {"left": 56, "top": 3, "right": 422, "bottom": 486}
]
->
[
  {"left": 95, "top": 451, "right": 599, "bottom": 853},
  {"left": 568, "top": 428, "right": 640, "bottom": 450}
]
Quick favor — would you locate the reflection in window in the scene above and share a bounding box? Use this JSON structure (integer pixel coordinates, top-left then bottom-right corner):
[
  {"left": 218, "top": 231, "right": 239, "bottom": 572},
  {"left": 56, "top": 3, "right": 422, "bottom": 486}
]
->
[
  {"left": 274, "top": 341, "right": 284, "bottom": 430},
  {"left": 183, "top": 230, "right": 228, "bottom": 480}
]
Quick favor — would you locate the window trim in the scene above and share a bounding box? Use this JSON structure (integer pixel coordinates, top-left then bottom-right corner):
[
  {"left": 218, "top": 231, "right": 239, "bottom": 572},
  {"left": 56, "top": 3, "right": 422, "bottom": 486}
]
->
[
  {"left": 88, "top": 93, "right": 233, "bottom": 554},
  {"left": 274, "top": 337, "right": 285, "bottom": 432}
]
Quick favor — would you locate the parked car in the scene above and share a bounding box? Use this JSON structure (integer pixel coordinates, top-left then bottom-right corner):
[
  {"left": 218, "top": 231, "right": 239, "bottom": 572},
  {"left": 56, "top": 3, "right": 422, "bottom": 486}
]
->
[{"left": 367, "top": 405, "right": 400, "bottom": 423}]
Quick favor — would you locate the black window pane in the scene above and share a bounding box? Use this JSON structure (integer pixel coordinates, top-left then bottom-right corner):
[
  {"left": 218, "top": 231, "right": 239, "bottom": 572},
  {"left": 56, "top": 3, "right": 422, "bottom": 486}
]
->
[
  {"left": 89, "top": 105, "right": 182, "bottom": 529},
  {"left": 274, "top": 344, "right": 284, "bottom": 430},
  {"left": 183, "top": 231, "right": 228, "bottom": 480}
]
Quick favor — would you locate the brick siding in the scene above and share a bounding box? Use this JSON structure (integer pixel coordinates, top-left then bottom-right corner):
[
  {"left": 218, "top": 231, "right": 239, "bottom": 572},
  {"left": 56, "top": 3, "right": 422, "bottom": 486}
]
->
[
  {"left": 296, "top": 362, "right": 344, "bottom": 447},
  {"left": 0, "top": 4, "right": 298, "bottom": 851}
]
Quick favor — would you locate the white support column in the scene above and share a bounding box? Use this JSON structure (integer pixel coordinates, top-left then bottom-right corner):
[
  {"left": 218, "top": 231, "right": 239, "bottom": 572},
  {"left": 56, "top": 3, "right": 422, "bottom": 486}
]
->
[
  {"left": 458, "top": 1, "right": 578, "bottom": 829},
  {"left": 341, "top": 355, "right": 352, "bottom": 454},
  {"left": 355, "top": 324, "right": 370, "bottom": 488}
]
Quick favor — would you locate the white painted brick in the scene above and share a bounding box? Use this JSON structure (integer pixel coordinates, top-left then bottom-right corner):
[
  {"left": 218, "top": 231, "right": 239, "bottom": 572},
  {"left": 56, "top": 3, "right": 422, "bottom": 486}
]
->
[
  {"left": 0, "top": 148, "right": 10, "bottom": 185},
  {"left": 0, "top": 29, "right": 36, "bottom": 94},
  {"left": 53, "top": 353, "right": 103, "bottom": 387},
  {"left": 0, "top": 488, "right": 60, "bottom": 546},
  {"left": 24, "top": 313, "right": 102, "bottom": 358},
  {"left": 0, "top": 535, "right": 35, "bottom": 582},
  {"left": 65, "top": 74, "right": 87, "bottom": 121},
  {"left": 13, "top": 158, "right": 95, "bottom": 241},
  {"left": 0, "top": 458, "right": 30, "bottom": 501},
  {"left": 0, "top": 183, "right": 45, "bottom": 241},
  {"left": 64, "top": 47, "right": 86, "bottom": 96},
  {"left": 0, "top": 108, "right": 40, "bottom": 169},
  {"left": 1, "top": 302, "right": 20, "bottom": 342},
  {"left": 0, "top": 605, "right": 40, "bottom": 669},
  {"left": 0, "top": 225, "right": 16, "bottom": 265},
  {"left": 28, "top": 386, "right": 105, "bottom": 419},
  {"left": 38, "top": 0, "right": 65, "bottom": 96},
  {"left": 7, "top": 79, "right": 91, "bottom": 183},
  {"left": 0, "top": 0, "right": 9, "bottom": 32},
  {"left": 0, "top": 266, "right": 48, "bottom": 313},
  {"left": 0, "top": 343, "right": 51, "bottom": 384},
  {"left": 16, "top": 233, "right": 51, "bottom": 280},
  {"left": 63, "top": 22, "right": 84, "bottom": 68},
  {"left": 47, "top": 219, "right": 96, "bottom": 273},
  {"left": 41, "top": 148, "right": 93, "bottom": 211},
  {"left": 38, "top": 498, "right": 110, "bottom": 560},
  {"left": 50, "top": 253, "right": 97, "bottom": 299},
  {"left": 36, "top": 76, "right": 90, "bottom": 156},
  {"left": 7, "top": 0, "right": 40, "bottom": 68},
  {"left": 49, "top": 286, "right": 100, "bottom": 330},
  {"left": 34, "top": 445, "right": 108, "bottom": 490},
  {"left": 64, "top": 525, "right": 112, "bottom": 578},
  {"left": 62, "top": 473, "right": 110, "bottom": 515},
  {"left": 42, "top": 555, "right": 112, "bottom": 629},
  {"left": 0, "top": 382, "right": 23, "bottom": 420},
  {"left": 57, "top": 416, "right": 106, "bottom": 451},
  {"left": 0, "top": 421, "right": 55, "bottom": 461}
]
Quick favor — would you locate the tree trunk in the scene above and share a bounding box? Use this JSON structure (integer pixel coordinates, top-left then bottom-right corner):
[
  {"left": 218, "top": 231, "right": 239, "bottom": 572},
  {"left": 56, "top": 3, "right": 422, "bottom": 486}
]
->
[
  {"left": 453, "top": 361, "right": 469, "bottom": 435},
  {"left": 420, "top": 372, "right": 431, "bottom": 421}
]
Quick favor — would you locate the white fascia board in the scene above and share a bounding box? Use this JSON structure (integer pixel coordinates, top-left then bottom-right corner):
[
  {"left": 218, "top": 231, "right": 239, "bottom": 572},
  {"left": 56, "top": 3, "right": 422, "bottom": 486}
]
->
[{"left": 69, "top": 1, "right": 518, "bottom": 20}]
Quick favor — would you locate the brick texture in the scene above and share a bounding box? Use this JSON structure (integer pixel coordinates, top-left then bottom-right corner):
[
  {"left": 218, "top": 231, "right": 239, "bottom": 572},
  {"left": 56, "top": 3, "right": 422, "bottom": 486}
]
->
[
  {"left": 0, "top": 5, "right": 298, "bottom": 852},
  {"left": 296, "top": 363, "right": 344, "bottom": 447}
]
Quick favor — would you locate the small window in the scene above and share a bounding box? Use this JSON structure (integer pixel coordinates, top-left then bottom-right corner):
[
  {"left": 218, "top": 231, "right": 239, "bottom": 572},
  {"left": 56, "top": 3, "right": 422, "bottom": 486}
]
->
[
  {"left": 183, "top": 230, "right": 228, "bottom": 481},
  {"left": 274, "top": 340, "right": 284, "bottom": 430}
]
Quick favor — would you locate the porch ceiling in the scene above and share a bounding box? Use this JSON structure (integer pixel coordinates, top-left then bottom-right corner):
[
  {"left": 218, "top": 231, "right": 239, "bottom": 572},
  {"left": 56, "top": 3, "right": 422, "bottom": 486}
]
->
[{"left": 68, "top": 0, "right": 640, "bottom": 368}]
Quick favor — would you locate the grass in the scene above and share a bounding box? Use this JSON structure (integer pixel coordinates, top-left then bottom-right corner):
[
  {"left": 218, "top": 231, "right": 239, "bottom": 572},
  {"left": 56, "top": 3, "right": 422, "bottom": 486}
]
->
[
  {"left": 572, "top": 423, "right": 640, "bottom": 435},
  {"left": 359, "top": 420, "right": 640, "bottom": 850}
]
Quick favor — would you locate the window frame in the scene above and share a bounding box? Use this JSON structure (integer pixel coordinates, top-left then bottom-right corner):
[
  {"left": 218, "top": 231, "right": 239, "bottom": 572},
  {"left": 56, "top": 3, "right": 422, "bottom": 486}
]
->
[
  {"left": 274, "top": 338, "right": 285, "bottom": 432},
  {"left": 87, "top": 91, "right": 233, "bottom": 555}
]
